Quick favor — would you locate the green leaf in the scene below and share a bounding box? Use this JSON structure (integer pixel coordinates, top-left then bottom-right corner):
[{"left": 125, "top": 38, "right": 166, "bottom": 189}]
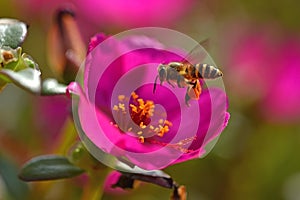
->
[
  {"left": 41, "top": 78, "right": 67, "bottom": 95},
  {"left": 19, "top": 155, "right": 85, "bottom": 182},
  {"left": 0, "top": 18, "right": 27, "bottom": 48},
  {"left": 0, "top": 47, "right": 42, "bottom": 92},
  {"left": 0, "top": 67, "right": 41, "bottom": 93},
  {"left": 0, "top": 154, "right": 29, "bottom": 199}
]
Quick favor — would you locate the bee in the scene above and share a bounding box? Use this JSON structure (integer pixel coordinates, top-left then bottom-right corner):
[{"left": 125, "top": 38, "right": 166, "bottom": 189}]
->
[{"left": 153, "top": 46, "right": 223, "bottom": 106}]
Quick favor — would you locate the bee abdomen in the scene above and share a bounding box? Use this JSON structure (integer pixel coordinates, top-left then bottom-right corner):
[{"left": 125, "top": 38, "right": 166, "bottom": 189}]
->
[
  {"left": 194, "top": 64, "right": 201, "bottom": 78},
  {"left": 197, "top": 63, "right": 222, "bottom": 79}
]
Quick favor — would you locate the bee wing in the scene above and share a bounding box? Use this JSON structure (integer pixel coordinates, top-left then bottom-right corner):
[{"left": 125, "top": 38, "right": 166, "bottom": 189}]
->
[
  {"left": 182, "top": 39, "right": 209, "bottom": 65},
  {"left": 199, "top": 38, "right": 210, "bottom": 51}
]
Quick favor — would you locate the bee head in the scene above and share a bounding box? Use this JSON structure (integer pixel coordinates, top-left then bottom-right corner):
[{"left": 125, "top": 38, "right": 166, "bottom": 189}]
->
[{"left": 217, "top": 69, "right": 223, "bottom": 77}]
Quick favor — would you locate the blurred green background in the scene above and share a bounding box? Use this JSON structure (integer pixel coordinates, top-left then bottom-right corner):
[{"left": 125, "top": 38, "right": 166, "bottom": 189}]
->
[{"left": 1, "top": 0, "right": 300, "bottom": 199}]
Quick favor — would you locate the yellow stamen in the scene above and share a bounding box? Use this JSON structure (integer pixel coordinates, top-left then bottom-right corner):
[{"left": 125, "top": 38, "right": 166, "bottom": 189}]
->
[
  {"left": 137, "top": 131, "right": 143, "bottom": 135},
  {"left": 139, "top": 136, "right": 145, "bottom": 143},
  {"left": 118, "top": 95, "right": 126, "bottom": 102},
  {"left": 130, "top": 104, "right": 138, "bottom": 113},
  {"left": 131, "top": 92, "right": 139, "bottom": 100},
  {"left": 113, "top": 105, "right": 119, "bottom": 111},
  {"left": 110, "top": 93, "right": 195, "bottom": 154},
  {"left": 139, "top": 122, "right": 147, "bottom": 129},
  {"left": 164, "top": 120, "right": 173, "bottom": 127},
  {"left": 118, "top": 103, "right": 125, "bottom": 112},
  {"left": 157, "top": 125, "right": 169, "bottom": 137},
  {"left": 137, "top": 98, "right": 144, "bottom": 106}
]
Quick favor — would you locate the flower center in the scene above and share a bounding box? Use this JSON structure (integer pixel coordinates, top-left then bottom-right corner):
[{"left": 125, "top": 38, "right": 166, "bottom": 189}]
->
[
  {"left": 112, "top": 92, "right": 172, "bottom": 143},
  {"left": 111, "top": 92, "right": 196, "bottom": 153}
]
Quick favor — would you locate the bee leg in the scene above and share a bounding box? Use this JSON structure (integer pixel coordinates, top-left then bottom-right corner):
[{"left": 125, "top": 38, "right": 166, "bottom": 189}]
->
[
  {"left": 186, "top": 80, "right": 196, "bottom": 87},
  {"left": 177, "top": 76, "right": 184, "bottom": 88},
  {"left": 185, "top": 87, "right": 191, "bottom": 106},
  {"left": 153, "top": 75, "right": 159, "bottom": 94},
  {"left": 191, "top": 80, "right": 201, "bottom": 100},
  {"left": 167, "top": 80, "right": 175, "bottom": 88},
  {"left": 185, "top": 80, "right": 202, "bottom": 106}
]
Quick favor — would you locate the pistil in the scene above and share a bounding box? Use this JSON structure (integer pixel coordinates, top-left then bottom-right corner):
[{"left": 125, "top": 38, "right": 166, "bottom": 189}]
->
[{"left": 111, "top": 92, "right": 196, "bottom": 153}]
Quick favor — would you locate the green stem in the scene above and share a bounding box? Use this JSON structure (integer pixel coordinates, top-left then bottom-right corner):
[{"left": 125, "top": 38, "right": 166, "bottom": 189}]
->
[
  {"left": 0, "top": 78, "right": 8, "bottom": 91},
  {"left": 69, "top": 143, "right": 110, "bottom": 200},
  {"left": 53, "top": 117, "right": 78, "bottom": 154},
  {"left": 81, "top": 172, "right": 108, "bottom": 200}
]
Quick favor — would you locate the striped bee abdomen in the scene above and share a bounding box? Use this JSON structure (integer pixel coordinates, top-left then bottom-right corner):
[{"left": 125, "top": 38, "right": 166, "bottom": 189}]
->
[{"left": 197, "top": 63, "right": 223, "bottom": 79}]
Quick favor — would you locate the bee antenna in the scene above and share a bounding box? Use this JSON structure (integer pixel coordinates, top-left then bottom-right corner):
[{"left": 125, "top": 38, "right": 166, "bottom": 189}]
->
[{"left": 153, "top": 75, "right": 159, "bottom": 94}]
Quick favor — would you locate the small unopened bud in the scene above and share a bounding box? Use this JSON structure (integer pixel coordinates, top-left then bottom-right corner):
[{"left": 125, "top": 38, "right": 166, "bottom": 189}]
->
[
  {"left": 47, "top": 8, "right": 86, "bottom": 83},
  {"left": 170, "top": 185, "right": 187, "bottom": 200}
]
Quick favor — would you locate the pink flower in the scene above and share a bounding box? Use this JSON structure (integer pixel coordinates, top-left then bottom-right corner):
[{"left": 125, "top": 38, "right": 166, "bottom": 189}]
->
[
  {"left": 33, "top": 96, "right": 70, "bottom": 150},
  {"left": 14, "top": 0, "right": 195, "bottom": 37},
  {"left": 69, "top": 33, "right": 229, "bottom": 170},
  {"left": 222, "top": 24, "right": 280, "bottom": 101},
  {"left": 103, "top": 171, "right": 129, "bottom": 194},
  {"left": 75, "top": 0, "right": 195, "bottom": 28},
  {"left": 15, "top": 0, "right": 67, "bottom": 18},
  {"left": 261, "top": 37, "right": 300, "bottom": 122},
  {"left": 222, "top": 22, "right": 300, "bottom": 122}
]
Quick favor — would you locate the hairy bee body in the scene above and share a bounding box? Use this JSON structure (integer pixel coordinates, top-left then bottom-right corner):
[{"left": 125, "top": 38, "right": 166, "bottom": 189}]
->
[
  {"left": 175, "top": 62, "right": 222, "bottom": 80},
  {"left": 153, "top": 61, "right": 222, "bottom": 105}
]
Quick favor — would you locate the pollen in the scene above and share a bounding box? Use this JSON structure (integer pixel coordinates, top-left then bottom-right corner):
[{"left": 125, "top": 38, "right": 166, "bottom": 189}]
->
[
  {"left": 137, "top": 131, "right": 143, "bottom": 135},
  {"left": 110, "top": 93, "right": 195, "bottom": 154},
  {"left": 139, "top": 136, "right": 145, "bottom": 143},
  {"left": 129, "top": 93, "right": 155, "bottom": 126},
  {"left": 131, "top": 92, "right": 139, "bottom": 100},
  {"left": 130, "top": 104, "right": 138, "bottom": 113},
  {"left": 164, "top": 120, "right": 173, "bottom": 127},
  {"left": 118, "top": 103, "right": 125, "bottom": 112},
  {"left": 157, "top": 125, "right": 169, "bottom": 137},
  {"left": 113, "top": 105, "right": 119, "bottom": 111},
  {"left": 118, "top": 95, "right": 126, "bottom": 102},
  {"left": 139, "top": 122, "right": 147, "bottom": 129}
]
